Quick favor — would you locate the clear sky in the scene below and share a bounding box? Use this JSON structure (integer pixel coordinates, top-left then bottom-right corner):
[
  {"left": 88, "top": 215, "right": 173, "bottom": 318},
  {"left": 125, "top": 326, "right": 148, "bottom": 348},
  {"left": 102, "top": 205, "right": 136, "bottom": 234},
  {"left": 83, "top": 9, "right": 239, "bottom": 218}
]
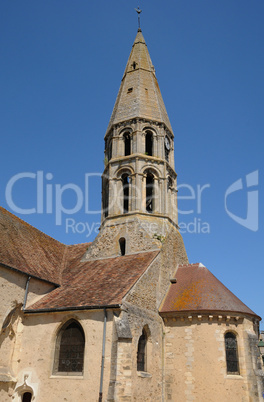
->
[{"left": 1, "top": 1, "right": 263, "bottom": 326}]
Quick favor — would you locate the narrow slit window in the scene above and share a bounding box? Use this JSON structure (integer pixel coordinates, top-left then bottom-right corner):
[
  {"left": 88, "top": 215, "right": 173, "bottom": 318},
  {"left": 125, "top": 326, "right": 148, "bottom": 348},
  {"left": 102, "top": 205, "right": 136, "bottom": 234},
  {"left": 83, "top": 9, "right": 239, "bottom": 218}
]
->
[
  {"left": 137, "top": 330, "right": 147, "bottom": 371},
  {"left": 146, "top": 173, "right": 154, "bottom": 213},
  {"left": 124, "top": 133, "right": 131, "bottom": 156},
  {"left": 145, "top": 131, "right": 153, "bottom": 156},
  {"left": 164, "top": 136, "right": 170, "bottom": 162},
  {"left": 107, "top": 139, "right": 112, "bottom": 162},
  {"left": 225, "top": 332, "right": 239, "bottom": 374},
  {"left": 165, "top": 146, "right": 169, "bottom": 162},
  {"left": 119, "top": 237, "right": 126, "bottom": 256},
  {"left": 167, "top": 177, "right": 173, "bottom": 191},
  {"left": 103, "top": 179, "right": 109, "bottom": 218},
  {"left": 122, "top": 174, "right": 130, "bottom": 213}
]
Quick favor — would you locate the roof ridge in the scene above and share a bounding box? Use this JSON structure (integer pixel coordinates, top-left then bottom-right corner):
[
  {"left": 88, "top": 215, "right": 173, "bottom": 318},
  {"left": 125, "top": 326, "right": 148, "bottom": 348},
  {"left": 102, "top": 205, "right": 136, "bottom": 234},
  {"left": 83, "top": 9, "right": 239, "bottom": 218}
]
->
[
  {"left": 82, "top": 249, "right": 160, "bottom": 262},
  {"left": 66, "top": 242, "right": 92, "bottom": 248}
]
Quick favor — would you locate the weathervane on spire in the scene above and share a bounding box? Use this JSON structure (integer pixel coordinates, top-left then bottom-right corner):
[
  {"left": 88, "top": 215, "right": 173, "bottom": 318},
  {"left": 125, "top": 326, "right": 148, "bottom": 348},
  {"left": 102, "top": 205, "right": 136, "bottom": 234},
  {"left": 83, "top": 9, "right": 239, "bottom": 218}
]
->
[{"left": 135, "top": 6, "right": 142, "bottom": 30}]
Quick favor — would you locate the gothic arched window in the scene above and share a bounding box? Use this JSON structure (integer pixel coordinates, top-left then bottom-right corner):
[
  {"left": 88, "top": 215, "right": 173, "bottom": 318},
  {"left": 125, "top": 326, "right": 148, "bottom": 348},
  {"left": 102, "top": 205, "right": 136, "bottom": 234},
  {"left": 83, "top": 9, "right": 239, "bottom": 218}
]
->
[
  {"left": 122, "top": 173, "right": 130, "bottom": 213},
  {"left": 137, "top": 329, "right": 147, "bottom": 371},
  {"left": 146, "top": 173, "right": 154, "bottom": 213},
  {"left": 124, "top": 132, "right": 131, "bottom": 156},
  {"left": 225, "top": 332, "right": 239, "bottom": 374},
  {"left": 145, "top": 131, "right": 153, "bottom": 156},
  {"left": 54, "top": 320, "right": 85, "bottom": 375}
]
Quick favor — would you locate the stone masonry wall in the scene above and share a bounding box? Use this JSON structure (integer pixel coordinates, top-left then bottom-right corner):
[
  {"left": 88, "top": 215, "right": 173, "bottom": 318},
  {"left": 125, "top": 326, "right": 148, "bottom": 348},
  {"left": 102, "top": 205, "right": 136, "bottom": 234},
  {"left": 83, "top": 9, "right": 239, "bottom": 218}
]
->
[
  {"left": 0, "top": 265, "right": 55, "bottom": 393},
  {"left": 110, "top": 304, "right": 163, "bottom": 402},
  {"left": 82, "top": 216, "right": 162, "bottom": 261},
  {"left": 0, "top": 309, "right": 115, "bottom": 402},
  {"left": 111, "top": 224, "right": 188, "bottom": 401},
  {"left": 163, "top": 316, "right": 261, "bottom": 402},
  {"left": 124, "top": 225, "right": 188, "bottom": 311}
]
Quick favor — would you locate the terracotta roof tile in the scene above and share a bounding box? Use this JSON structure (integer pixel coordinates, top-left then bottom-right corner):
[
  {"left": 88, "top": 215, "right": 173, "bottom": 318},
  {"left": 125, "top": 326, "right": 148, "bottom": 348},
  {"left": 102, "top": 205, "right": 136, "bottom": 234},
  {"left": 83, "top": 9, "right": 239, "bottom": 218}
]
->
[
  {"left": 0, "top": 207, "right": 159, "bottom": 312},
  {"left": 160, "top": 263, "right": 259, "bottom": 319},
  {"left": 0, "top": 207, "right": 93, "bottom": 285},
  {"left": 26, "top": 251, "right": 159, "bottom": 311},
  {"left": 0, "top": 207, "right": 65, "bottom": 284}
]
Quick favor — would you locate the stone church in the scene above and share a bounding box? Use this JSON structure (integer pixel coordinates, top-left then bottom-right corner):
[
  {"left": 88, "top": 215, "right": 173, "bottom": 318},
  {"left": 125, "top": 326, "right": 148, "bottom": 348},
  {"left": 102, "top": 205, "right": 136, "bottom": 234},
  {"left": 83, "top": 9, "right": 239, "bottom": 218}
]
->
[{"left": 0, "top": 28, "right": 263, "bottom": 402}]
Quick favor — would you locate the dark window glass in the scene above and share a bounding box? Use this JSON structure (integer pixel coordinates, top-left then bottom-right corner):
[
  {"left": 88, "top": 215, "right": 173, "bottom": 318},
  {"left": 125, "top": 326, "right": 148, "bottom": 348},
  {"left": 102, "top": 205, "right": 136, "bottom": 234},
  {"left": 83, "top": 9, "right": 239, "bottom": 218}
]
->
[
  {"left": 119, "top": 237, "right": 126, "bottom": 256},
  {"left": 103, "top": 179, "right": 109, "bottom": 218},
  {"left": 122, "top": 174, "right": 129, "bottom": 213},
  {"left": 225, "top": 332, "right": 239, "bottom": 374},
  {"left": 137, "top": 331, "right": 147, "bottom": 371},
  {"left": 146, "top": 173, "right": 154, "bottom": 213},
  {"left": 145, "top": 132, "right": 153, "bottom": 156},
  {"left": 58, "top": 322, "right": 85, "bottom": 373},
  {"left": 22, "top": 393, "right": 32, "bottom": 402},
  {"left": 165, "top": 146, "right": 169, "bottom": 162},
  {"left": 108, "top": 140, "right": 112, "bottom": 161},
  {"left": 167, "top": 177, "right": 173, "bottom": 191},
  {"left": 124, "top": 133, "right": 131, "bottom": 156}
]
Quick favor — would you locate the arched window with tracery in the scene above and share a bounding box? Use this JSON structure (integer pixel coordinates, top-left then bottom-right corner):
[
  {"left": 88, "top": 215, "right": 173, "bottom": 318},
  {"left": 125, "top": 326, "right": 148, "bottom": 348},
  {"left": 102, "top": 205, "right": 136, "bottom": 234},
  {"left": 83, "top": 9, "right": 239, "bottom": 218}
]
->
[
  {"left": 145, "top": 131, "right": 153, "bottom": 156},
  {"left": 225, "top": 332, "right": 239, "bottom": 374},
  {"left": 124, "top": 132, "right": 131, "bottom": 156},
  {"left": 146, "top": 173, "right": 154, "bottom": 213},
  {"left": 122, "top": 173, "right": 130, "bottom": 213},
  {"left": 54, "top": 320, "right": 85, "bottom": 375}
]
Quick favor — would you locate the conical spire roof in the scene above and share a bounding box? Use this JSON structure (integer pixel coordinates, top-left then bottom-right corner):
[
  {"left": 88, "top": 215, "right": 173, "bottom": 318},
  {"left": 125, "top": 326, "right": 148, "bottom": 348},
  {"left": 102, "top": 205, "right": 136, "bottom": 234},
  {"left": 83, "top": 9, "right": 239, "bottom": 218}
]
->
[
  {"left": 106, "top": 29, "right": 173, "bottom": 134},
  {"left": 160, "top": 263, "right": 260, "bottom": 319}
]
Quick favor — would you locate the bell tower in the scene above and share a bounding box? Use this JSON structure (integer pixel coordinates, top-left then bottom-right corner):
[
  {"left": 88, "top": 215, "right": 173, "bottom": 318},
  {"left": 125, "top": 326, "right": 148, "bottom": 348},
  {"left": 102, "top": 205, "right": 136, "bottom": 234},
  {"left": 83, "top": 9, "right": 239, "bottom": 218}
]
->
[
  {"left": 102, "top": 28, "right": 178, "bottom": 228},
  {"left": 83, "top": 28, "right": 187, "bottom": 260}
]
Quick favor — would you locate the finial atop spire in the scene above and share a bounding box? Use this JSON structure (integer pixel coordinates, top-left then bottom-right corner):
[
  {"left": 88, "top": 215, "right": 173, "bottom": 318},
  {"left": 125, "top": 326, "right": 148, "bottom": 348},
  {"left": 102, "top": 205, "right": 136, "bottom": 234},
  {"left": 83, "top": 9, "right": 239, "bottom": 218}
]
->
[{"left": 135, "top": 6, "right": 142, "bottom": 30}]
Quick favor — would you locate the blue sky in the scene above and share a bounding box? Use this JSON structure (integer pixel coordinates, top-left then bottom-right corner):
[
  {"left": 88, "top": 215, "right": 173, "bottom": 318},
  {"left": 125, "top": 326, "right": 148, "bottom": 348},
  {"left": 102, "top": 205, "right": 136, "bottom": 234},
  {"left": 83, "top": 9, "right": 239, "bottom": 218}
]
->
[{"left": 1, "top": 1, "right": 263, "bottom": 326}]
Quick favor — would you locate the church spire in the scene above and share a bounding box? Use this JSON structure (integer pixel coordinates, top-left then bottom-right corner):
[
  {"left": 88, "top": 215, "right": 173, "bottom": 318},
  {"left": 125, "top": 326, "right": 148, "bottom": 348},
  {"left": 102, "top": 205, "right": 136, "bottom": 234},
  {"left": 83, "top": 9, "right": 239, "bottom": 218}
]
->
[
  {"left": 102, "top": 29, "right": 178, "bottom": 230},
  {"left": 106, "top": 29, "right": 173, "bottom": 134}
]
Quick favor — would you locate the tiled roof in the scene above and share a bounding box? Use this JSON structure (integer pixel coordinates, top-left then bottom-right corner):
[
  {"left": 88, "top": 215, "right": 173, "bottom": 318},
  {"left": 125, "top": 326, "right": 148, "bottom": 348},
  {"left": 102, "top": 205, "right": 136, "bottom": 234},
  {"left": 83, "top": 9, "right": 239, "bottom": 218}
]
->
[
  {"left": 26, "top": 251, "right": 159, "bottom": 311},
  {"left": 0, "top": 207, "right": 91, "bottom": 285},
  {"left": 160, "top": 263, "right": 259, "bottom": 318},
  {"left": 62, "top": 242, "right": 92, "bottom": 278},
  {"left": 0, "top": 207, "right": 159, "bottom": 312},
  {"left": 0, "top": 207, "right": 65, "bottom": 284},
  {"left": 106, "top": 29, "right": 173, "bottom": 134}
]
